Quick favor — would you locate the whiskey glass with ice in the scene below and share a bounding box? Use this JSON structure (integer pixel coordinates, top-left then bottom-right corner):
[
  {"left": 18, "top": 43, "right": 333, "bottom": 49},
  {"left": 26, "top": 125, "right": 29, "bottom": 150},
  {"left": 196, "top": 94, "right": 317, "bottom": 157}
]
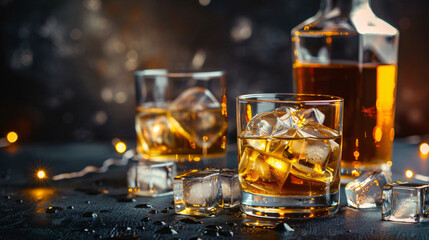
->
[
  {"left": 134, "top": 69, "right": 228, "bottom": 172},
  {"left": 236, "top": 93, "right": 343, "bottom": 219}
]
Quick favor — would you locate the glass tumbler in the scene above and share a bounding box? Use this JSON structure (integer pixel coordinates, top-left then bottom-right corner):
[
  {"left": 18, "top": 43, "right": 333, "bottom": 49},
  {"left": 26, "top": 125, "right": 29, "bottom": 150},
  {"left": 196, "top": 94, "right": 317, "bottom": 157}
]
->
[
  {"left": 134, "top": 69, "right": 228, "bottom": 171},
  {"left": 236, "top": 93, "right": 343, "bottom": 219}
]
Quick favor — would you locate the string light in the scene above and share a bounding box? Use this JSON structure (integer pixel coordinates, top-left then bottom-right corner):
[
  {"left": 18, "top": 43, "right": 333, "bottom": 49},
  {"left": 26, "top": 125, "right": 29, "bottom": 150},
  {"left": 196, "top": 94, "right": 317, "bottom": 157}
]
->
[
  {"left": 6, "top": 131, "right": 18, "bottom": 143},
  {"left": 115, "top": 141, "right": 127, "bottom": 153},
  {"left": 419, "top": 142, "right": 429, "bottom": 155},
  {"left": 37, "top": 170, "right": 46, "bottom": 179},
  {"left": 405, "top": 170, "right": 413, "bottom": 179}
]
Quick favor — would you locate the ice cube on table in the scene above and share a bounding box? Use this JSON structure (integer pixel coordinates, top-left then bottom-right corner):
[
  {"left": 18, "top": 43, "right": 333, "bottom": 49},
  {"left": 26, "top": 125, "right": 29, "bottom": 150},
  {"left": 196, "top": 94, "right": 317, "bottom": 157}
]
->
[
  {"left": 219, "top": 169, "right": 240, "bottom": 208},
  {"left": 345, "top": 171, "right": 388, "bottom": 208},
  {"left": 173, "top": 170, "right": 223, "bottom": 216},
  {"left": 382, "top": 182, "right": 429, "bottom": 223},
  {"left": 127, "top": 160, "right": 177, "bottom": 197}
]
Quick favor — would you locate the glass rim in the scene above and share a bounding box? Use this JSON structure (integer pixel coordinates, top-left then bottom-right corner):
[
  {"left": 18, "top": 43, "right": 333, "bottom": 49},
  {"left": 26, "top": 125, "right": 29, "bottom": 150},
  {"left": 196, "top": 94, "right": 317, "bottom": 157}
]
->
[
  {"left": 236, "top": 93, "right": 344, "bottom": 104},
  {"left": 134, "top": 69, "right": 225, "bottom": 79}
]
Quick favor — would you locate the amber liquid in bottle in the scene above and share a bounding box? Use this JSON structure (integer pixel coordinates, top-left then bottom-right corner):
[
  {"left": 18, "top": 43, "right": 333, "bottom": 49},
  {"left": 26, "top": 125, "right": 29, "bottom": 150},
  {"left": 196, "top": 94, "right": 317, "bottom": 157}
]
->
[{"left": 294, "top": 63, "right": 396, "bottom": 179}]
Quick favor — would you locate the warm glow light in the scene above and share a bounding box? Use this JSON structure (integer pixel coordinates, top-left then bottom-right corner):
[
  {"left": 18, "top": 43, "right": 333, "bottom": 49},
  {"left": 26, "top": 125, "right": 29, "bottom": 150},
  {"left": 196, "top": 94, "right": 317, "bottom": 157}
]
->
[
  {"left": 266, "top": 157, "right": 288, "bottom": 171},
  {"left": 405, "top": 170, "right": 413, "bottom": 179},
  {"left": 373, "top": 126, "right": 382, "bottom": 142},
  {"left": 37, "top": 170, "right": 46, "bottom": 179},
  {"left": 245, "top": 104, "right": 252, "bottom": 123},
  {"left": 6, "top": 131, "right": 18, "bottom": 143},
  {"left": 153, "top": 125, "right": 160, "bottom": 133},
  {"left": 420, "top": 142, "right": 429, "bottom": 155},
  {"left": 115, "top": 142, "right": 127, "bottom": 153},
  {"left": 353, "top": 151, "right": 360, "bottom": 160}
]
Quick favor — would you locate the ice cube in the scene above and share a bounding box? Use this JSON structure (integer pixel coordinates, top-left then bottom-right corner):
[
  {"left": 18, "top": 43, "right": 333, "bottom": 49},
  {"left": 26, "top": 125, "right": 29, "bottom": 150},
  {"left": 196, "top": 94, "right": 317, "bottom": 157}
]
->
[
  {"left": 242, "top": 111, "right": 296, "bottom": 138},
  {"left": 170, "top": 87, "right": 220, "bottom": 111},
  {"left": 173, "top": 170, "right": 223, "bottom": 216},
  {"left": 127, "top": 160, "right": 177, "bottom": 197},
  {"left": 345, "top": 171, "right": 388, "bottom": 208},
  {"left": 299, "top": 121, "right": 340, "bottom": 138},
  {"left": 135, "top": 114, "right": 175, "bottom": 149},
  {"left": 287, "top": 137, "right": 336, "bottom": 183},
  {"left": 382, "top": 182, "right": 429, "bottom": 223},
  {"left": 168, "top": 87, "right": 226, "bottom": 148},
  {"left": 294, "top": 108, "right": 325, "bottom": 124},
  {"left": 238, "top": 146, "right": 292, "bottom": 195},
  {"left": 219, "top": 169, "right": 240, "bottom": 208}
]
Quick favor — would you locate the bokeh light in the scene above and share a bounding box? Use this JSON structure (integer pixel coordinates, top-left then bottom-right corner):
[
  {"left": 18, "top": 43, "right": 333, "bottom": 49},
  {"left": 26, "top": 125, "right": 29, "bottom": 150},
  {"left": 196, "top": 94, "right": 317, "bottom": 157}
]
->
[
  {"left": 405, "top": 170, "right": 413, "bottom": 178},
  {"left": 419, "top": 142, "right": 429, "bottom": 155},
  {"left": 37, "top": 170, "right": 46, "bottom": 179},
  {"left": 6, "top": 131, "right": 18, "bottom": 143},
  {"left": 115, "top": 141, "right": 127, "bottom": 153}
]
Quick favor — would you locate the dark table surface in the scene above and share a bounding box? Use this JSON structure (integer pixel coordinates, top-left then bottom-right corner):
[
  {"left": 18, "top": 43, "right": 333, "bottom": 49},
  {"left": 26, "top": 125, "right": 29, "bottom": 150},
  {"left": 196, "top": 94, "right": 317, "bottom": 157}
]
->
[{"left": 1, "top": 139, "right": 428, "bottom": 240}]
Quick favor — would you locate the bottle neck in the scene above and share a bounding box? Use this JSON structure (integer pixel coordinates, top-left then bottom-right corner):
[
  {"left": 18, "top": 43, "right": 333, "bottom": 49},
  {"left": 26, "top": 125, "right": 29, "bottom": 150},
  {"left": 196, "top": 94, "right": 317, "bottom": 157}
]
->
[{"left": 320, "top": 0, "right": 370, "bottom": 15}]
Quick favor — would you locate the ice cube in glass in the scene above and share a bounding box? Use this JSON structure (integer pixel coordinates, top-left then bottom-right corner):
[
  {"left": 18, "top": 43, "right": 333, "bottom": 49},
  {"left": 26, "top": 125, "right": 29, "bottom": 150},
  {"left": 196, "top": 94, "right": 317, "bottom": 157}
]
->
[
  {"left": 127, "top": 160, "right": 177, "bottom": 197},
  {"left": 168, "top": 87, "right": 226, "bottom": 149},
  {"left": 382, "top": 182, "right": 429, "bottom": 223},
  {"left": 173, "top": 170, "right": 223, "bottom": 216},
  {"left": 345, "top": 171, "right": 388, "bottom": 208},
  {"left": 220, "top": 169, "right": 240, "bottom": 208}
]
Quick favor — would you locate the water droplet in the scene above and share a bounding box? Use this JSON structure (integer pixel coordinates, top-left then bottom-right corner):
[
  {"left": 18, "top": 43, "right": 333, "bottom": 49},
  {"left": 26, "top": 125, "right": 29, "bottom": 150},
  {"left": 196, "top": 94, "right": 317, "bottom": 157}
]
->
[
  {"left": 153, "top": 221, "right": 167, "bottom": 226},
  {"left": 117, "top": 197, "right": 136, "bottom": 203},
  {"left": 16, "top": 199, "right": 23, "bottom": 203},
  {"left": 117, "top": 226, "right": 131, "bottom": 231},
  {"left": 226, "top": 222, "right": 238, "bottom": 227},
  {"left": 67, "top": 206, "right": 74, "bottom": 210},
  {"left": 219, "top": 230, "right": 234, "bottom": 237},
  {"left": 155, "top": 226, "right": 178, "bottom": 235},
  {"left": 203, "top": 230, "right": 220, "bottom": 237},
  {"left": 135, "top": 203, "right": 153, "bottom": 208},
  {"left": 85, "top": 201, "right": 91, "bottom": 204},
  {"left": 81, "top": 228, "right": 96, "bottom": 233},
  {"left": 204, "top": 225, "right": 222, "bottom": 231},
  {"left": 82, "top": 212, "right": 98, "bottom": 218},
  {"left": 46, "top": 206, "right": 64, "bottom": 214},
  {"left": 273, "top": 223, "right": 294, "bottom": 232},
  {"left": 149, "top": 210, "right": 158, "bottom": 214},
  {"left": 136, "top": 226, "right": 145, "bottom": 230},
  {"left": 4, "top": 195, "right": 11, "bottom": 200},
  {"left": 141, "top": 217, "right": 151, "bottom": 222},
  {"left": 179, "top": 218, "right": 203, "bottom": 224}
]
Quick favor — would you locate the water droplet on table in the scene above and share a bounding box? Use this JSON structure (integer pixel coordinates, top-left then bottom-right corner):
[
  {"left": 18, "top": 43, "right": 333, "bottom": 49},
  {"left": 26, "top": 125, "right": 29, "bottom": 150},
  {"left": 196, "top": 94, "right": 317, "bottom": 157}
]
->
[
  {"left": 82, "top": 212, "right": 98, "bottom": 218},
  {"left": 46, "top": 206, "right": 64, "bottom": 213},
  {"left": 135, "top": 203, "right": 152, "bottom": 208}
]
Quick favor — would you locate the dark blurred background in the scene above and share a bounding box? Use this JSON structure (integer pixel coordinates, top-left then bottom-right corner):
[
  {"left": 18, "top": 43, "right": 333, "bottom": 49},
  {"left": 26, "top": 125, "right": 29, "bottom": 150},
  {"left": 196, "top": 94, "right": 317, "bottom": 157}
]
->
[{"left": 1, "top": 0, "right": 429, "bottom": 144}]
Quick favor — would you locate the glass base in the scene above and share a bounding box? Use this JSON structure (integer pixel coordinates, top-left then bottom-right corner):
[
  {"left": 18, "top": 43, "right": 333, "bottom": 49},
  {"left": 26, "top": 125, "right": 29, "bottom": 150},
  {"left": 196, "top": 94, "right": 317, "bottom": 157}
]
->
[
  {"left": 240, "top": 191, "right": 339, "bottom": 219},
  {"left": 341, "top": 163, "right": 391, "bottom": 184}
]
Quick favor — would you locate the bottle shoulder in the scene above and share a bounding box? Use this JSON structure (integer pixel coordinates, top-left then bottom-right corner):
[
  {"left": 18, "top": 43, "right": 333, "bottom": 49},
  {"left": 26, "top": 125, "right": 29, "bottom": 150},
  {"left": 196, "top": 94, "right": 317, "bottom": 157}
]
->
[{"left": 292, "top": 9, "right": 398, "bottom": 37}]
